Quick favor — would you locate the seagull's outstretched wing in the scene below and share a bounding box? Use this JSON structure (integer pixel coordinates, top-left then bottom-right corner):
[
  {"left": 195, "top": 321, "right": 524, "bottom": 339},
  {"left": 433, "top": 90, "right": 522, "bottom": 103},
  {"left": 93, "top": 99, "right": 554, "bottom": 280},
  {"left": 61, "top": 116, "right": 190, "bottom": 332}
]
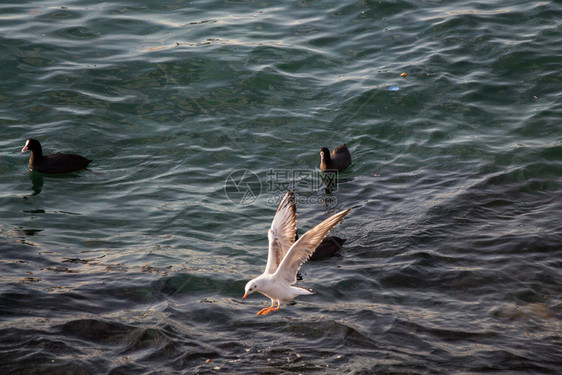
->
[
  {"left": 264, "top": 191, "right": 297, "bottom": 274},
  {"left": 274, "top": 208, "right": 351, "bottom": 284}
]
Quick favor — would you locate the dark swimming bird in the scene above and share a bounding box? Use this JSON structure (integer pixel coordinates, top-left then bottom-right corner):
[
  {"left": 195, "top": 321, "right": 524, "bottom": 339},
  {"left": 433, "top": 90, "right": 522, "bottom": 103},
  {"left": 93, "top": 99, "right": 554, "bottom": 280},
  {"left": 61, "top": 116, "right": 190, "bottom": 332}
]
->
[
  {"left": 296, "top": 235, "right": 347, "bottom": 280},
  {"left": 295, "top": 232, "right": 346, "bottom": 261},
  {"left": 319, "top": 144, "right": 351, "bottom": 171},
  {"left": 21, "top": 139, "right": 92, "bottom": 174},
  {"left": 310, "top": 236, "right": 346, "bottom": 261}
]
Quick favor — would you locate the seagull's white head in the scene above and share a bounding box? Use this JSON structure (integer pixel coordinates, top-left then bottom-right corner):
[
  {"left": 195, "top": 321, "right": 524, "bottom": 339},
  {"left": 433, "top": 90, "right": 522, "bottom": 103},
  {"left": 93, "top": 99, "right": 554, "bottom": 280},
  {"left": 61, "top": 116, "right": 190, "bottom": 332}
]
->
[{"left": 243, "top": 277, "right": 264, "bottom": 300}]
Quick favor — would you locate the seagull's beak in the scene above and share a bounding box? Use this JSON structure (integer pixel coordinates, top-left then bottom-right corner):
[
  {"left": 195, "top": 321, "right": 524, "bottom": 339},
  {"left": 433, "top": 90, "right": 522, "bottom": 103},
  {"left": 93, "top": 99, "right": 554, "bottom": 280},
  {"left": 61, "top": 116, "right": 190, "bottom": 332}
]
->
[
  {"left": 242, "top": 293, "right": 248, "bottom": 300},
  {"left": 21, "top": 145, "right": 28, "bottom": 152}
]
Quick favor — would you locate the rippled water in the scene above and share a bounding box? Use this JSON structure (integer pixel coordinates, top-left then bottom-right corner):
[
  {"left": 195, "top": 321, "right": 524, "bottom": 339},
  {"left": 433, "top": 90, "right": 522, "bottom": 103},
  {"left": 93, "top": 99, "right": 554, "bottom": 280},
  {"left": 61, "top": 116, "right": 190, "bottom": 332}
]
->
[{"left": 1, "top": 1, "right": 561, "bottom": 374}]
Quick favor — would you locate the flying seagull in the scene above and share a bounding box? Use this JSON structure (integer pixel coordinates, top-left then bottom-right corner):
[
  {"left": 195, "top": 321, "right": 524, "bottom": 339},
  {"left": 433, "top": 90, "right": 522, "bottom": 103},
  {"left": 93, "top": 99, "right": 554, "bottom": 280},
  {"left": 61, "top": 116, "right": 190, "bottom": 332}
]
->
[{"left": 243, "top": 190, "right": 350, "bottom": 315}]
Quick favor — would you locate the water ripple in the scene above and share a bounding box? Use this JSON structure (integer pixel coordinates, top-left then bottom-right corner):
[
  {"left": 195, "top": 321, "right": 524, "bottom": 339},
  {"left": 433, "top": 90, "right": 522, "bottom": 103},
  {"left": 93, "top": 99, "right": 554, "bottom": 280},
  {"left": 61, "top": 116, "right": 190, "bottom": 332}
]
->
[{"left": 1, "top": 0, "right": 561, "bottom": 373}]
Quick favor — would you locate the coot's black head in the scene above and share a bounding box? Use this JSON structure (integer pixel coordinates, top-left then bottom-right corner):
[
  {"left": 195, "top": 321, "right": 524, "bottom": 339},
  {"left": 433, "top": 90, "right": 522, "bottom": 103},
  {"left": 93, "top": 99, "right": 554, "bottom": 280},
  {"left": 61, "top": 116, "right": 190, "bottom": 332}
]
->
[
  {"left": 320, "top": 147, "right": 331, "bottom": 161},
  {"left": 21, "top": 139, "right": 43, "bottom": 156}
]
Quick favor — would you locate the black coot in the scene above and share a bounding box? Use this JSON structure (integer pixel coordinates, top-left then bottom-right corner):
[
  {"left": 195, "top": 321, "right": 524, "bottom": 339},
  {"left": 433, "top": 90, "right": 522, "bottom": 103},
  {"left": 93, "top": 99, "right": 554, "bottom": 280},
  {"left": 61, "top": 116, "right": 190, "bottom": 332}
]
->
[
  {"left": 295, "top": 231, "right": 347, "bottom": 261},
  {"left": 319, "top": 144, "right": 351, "bottom": 171},
  {"left": 310, "top": 236, "right": 346, "bottom": 261},
  {"left": 21, "top": 139, "right": 92, "bottom": 173},
  {"left": 296, "top": 235, "right": 347, "bottom": 281}
]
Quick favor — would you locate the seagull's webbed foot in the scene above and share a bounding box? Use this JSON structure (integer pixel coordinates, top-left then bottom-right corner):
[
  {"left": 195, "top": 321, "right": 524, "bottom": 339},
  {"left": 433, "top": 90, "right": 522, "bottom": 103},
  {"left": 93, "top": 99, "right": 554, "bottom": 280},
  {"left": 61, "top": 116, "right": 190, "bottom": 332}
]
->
[
  {"left": 263, "top": 303, "right": 281, "bottom": 315},
  {"left": 256, "top": 301, "right": 275, "bottom": 315},
  {"left": 256, "top": 301, "right": 280, "bottom": 316}
]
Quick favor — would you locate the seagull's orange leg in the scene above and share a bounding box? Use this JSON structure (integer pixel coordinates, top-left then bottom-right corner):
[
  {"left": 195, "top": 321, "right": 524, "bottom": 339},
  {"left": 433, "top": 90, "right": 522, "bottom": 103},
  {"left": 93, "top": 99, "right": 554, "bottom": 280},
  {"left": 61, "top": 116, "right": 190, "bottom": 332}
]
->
[
  {"left": 256, "top": 300, "right": 275, "bottom": 315},
  {"left": 258, "top": 300, "right": 281, "bottom": 316}
]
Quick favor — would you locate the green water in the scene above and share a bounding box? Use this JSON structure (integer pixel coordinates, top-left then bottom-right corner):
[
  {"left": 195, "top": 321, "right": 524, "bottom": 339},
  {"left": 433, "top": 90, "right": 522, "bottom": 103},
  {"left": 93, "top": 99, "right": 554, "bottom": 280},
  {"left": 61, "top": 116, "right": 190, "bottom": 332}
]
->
[{"left": 1, "top": 1, "right": 561, "bottom": 374}]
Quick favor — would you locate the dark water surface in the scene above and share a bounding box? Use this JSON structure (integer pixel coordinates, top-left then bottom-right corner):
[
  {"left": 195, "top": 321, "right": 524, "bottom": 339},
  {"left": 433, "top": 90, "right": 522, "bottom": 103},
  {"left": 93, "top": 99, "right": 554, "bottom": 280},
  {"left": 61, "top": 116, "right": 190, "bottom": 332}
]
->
[{"left": 1, "top": 0, "right": 561, "bottom": 374}]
